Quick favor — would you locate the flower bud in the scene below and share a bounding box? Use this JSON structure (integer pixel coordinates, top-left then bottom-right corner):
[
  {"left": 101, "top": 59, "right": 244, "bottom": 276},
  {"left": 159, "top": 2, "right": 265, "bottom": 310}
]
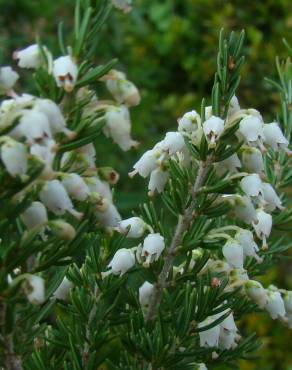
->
[
  {"left": 141, "top": 233, "right": 165, "bottom": 266},
  {"left": 40, "top": 180, "right": 82, "bottom": 219},
  {"left": 263, "top": 122, "right": 289, "bottom": 151},
  {"left": 52, "top": 277, "right": 73, "bottom": 301},
  {"left": 203, "top": 116, "right": 224, "bottom": 146},
  {"left": 13, "top": 44, "right": 42, "bottom": 69},
  {"left": 116, "top": 217, "right": 148, "bottom": 238},
  {"left": 222, "top": 239, "right": 244, "bottom": 269},
  {"left": 242, "top": 147, "right": 264, "bottom": 174},
  {"left": 103, "top": 248, "right": 135, "bottom": 277},
  {"left": 261, "top": 183, "right": 283, "bottom": 211},
  {"left": 0, "top": 137, "right": 28, "bottom": 177},
  {"left": 61, "top": 173, "right": 90, "bottom": 201},
  {"left": 24, "top": 275, "right": 45, "bottom": 304},
  {"left": 53, "top": 56, "right": 78, "bottom": 92},
  {"left": 237, "top": 115, "right": 264, "bottom": 144},
  {"left": 265, "top": 290, "right": 286, "bottom": 320},
  {"left": 104, "top": 105, "right": 138, "bottom": 151},
  {"left": 159, "top": 131, "right": 185, "bottom": 155},
  {"left": 49, "top": 220, "right": 76, "bottom": 241},
  {"left": 139, "top": 281, "right": 154, "bottom": 306},
  {"left": 240, "top": 174, "right": 262, "bottom": 197},
  {"left": 0, "top": 66, "right": 19, "bottom": 92},
  {"left": 245, "top": 280, "right": 268, "bottom": 308},
  {"left": 178, "top": 110, "right": 201, "bottom": 133},
  {"left": 105, "top": 70, "right": 140, "bottom": 106},
  {"left": 21, "top": 201, "right": 48, "bottom": 230},
  {"left": 148, "top": 168, "right": 169, "bottom": 195}
]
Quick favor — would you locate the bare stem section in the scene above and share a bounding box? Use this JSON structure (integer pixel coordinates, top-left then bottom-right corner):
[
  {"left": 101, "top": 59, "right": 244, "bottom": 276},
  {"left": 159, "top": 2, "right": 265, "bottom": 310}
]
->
[
  {"left": 146, "top": 160, "right": 211, "bottom": 322},
  {"left": 4, "top": 335, "right": 23, "bottom": 370}
]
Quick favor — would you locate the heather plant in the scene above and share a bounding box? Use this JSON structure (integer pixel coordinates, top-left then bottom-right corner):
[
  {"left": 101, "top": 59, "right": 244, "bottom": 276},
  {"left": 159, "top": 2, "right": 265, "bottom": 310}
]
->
[{"left": 0, "top": 1, "right": 291, "bottom": 370}]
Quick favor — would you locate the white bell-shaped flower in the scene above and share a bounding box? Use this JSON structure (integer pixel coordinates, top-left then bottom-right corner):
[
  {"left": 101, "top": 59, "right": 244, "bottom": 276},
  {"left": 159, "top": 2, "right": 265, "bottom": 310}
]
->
[
  {"left": 178, "top": 110, "right": 201, "bottom": 133},
  {"left": 40, "top": 180, "right": 82, "bottom": 219},
  {"left": 116, "top": 217, "right": 148, "bottom": 238},
  {"left": 30, "top": 139, "right": 56, "bottom": 178},
  {"left": 104, "top": 105, "right": 138, "bottom": 151},
  {"left": 265, "top": 290, "right": 286, "bottom": 320},
  {"left": 52, "top": 277, "right": 73, "bottom": 301},
  {"left": 34, "top": 99, "right": 74, "bottom": 138},
  {"left": 218, "top": 311, "right": 238, "bottom": 350},
  {"left": 148, "top": 168, "right": 169, "bottom": 195},
  {"left": 25, "top": 275, "right": 45, "bottom": 304},
  {"left": 252, "top": 209, "right": 272, "bottom": 247},
  {"left": 139, "top": 281, "right": 154, "bottom": 306},
  {"left": 21, "top": 201, "right": 48, "bottom": 230},
  {"left": 263, "top": 122, "right": 289, "bottom": 151},
  {"left": 96, "top": 202, "right": 121, "bottom": 227},
  {"left": 103, "top": 248, "right": 135, "bottom": 277},
  {"left": 159, "top": 131, "right": 185, "bottom": 155},
  {"left": 112, "top": 0, "right": 132, "bottom": 12},
  {"left": 13, "top": 44, "right": 42, "bottom": 69},
  {"left": 242, "top": 147, "right": 264, "bottom": 174},
  {"left": 0, "top": 137, "right": 28, "bottom": 177},
  {"left": 245, "top": 280, "right": 268, "bottom": 308},
  {"left": 203, "top": 116, "right": 224, "bottom": 146},
  {"left": 198, "top": 316, "right": 220, "bottom": 348},
  {"left": 130, "top": 149, "right": 160, "bottom": 178},
  {"left": 53, "top": 56, "right": 78, "bottom": 92},
  {"left": 86, "top": 176, "right": 112, "bottom": 202},
  {"left": 222, "top": 239, "right": 244, "bottom": 269},
  {"left": 261, "top": 183, "right": 283, "bottom": 212},
  {"left": 233, "top": 195, "right": 257, "bottom": 224},
  {"left": 235, "top": 229, "right": 262, "bottom": 263},
  {"left": 240, "top": 174, "right": 263, "bottom": 197},
  {"left": 16, "top": 110, "right": 52, "bottom": 144},
  {"left": 0, "top": 66, "right": 19, "bottom": 92},
  {"left": 77, "top": 144, "right": 96, "bottom": 168},
  {"left": 237, "top": 115, "right": 264, "bottom": 144},
  {"left": 141, "top": 233, "right": 165, "bottom": 266},
  {"left": 215, "top": 153, "right": 241, "bottom": 176},
  {"left": 61, "top": 173, "right": 90, "bottom": 201}
]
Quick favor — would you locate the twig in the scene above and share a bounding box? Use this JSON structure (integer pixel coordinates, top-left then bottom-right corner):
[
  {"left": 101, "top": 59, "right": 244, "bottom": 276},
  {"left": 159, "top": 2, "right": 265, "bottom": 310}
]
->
[{"left": 146, "top": 159, "right": 211, "bottom": 322}]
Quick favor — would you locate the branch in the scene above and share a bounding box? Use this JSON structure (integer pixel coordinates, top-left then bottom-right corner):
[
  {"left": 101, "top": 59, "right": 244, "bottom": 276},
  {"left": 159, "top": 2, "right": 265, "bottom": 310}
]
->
[
  {"left": 4, "top": 334, "right": 23, "bottom": 370},
  {"left": 146, "top": 159, "right": 211, "bottom": 322}
]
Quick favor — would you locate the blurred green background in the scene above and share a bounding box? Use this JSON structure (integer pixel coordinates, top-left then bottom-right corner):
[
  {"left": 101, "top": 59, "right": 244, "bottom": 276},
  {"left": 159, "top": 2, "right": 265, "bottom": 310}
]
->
[{"left": 0, "top": 0, "right": 292, "bottom": 368}]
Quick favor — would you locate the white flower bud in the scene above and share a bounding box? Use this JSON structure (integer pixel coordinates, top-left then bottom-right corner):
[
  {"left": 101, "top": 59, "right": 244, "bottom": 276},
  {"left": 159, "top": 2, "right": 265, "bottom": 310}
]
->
[
  {"left": 235, "top": 229, "right": 262, "bottom": 263},
  {"left": 34, "top": 99, "right": 74, "bottom": 138},
  {"left": 13, "top": 44, "right": 42, "bottom": 69},
  {"left": 222, "top": 239, "right": 244, "bottom": 269},
  {"left": 245, "top": 280, "right": 268, "bottom": 308},
  {"left": 203, "top": 116, "right": 224, "bottom": 146},
  {"left": 0, "top": 66, "right": 19, "bottom": 92},
  {"left": 112, "top": 0, "right": 132, "bottom": 12},
  {"left": 198, "top": 316, "right": 220, "bottom": 348},
  {"left": 21, "top": 201, "right": 48, "bottom": 230},
  {"left": 24, "top": 275, "right": 45, "bottom": 304},
  {"left": 61, "top": 173, "right": 90, "bottom": 201},
  {"left": 215, "top": 153, "right": 241, "bottom": 176},
  {"left": 49, "top": 220, "right": 76, "bottom": 241},
  {"left": 141, "top": 233, "right": 165, "bottom": 266},
  {"left": 261, "top": 183, "right": 283, "bottom": 212},
  {"left": 263, "top": 122, "right": 289, "bottom": 151},
  {"left": 103, "top": 248, "right": 135, "bottom": 277},
  {"left": 160, "top": 131, "right": 185, "bottom": 155},
  {"left": 40, "top": 180, "right": 82, "bottom": 219},
  {"left": 104, "top": 105, "right": 138, "bottom": 151},
  {"left": 233, "top": 195, "right": 257, "bottom": 224},
  {"left": 265, "top": 290, "right": 286, "bottom": 320},
  {"left": 0, "top": 137, "right": 28, "bottom": 177},
  {"left": 16, "top": 110, "right": 52, "bottom": 144},
  {"left": 241, "top": 174, "right": 263, "bottom": 197},
  {"left": 242, "top": 147, "right": 264, "bottom": 174},
  {"left": 53, "top": 56, "right": 78, "bottom": 92},
  {"left": 52, "top": 277, "right": 73, "bottom": 301},
  {"left": 130, "top": 149, "right": 160, "bottom": 178},
  {"left": 116, "top": 217, "right": 148, "bottom": 238},
  {"left": 139, "top": 281, "right": 154, "bottom": 306},
  {"left": 237, "top": 115, "right": 264, "bottom": 143},
  {"left": 178, "top": 110, "right": 201, "bottom": 133},
  {"left": 96, "top": 202, "right": 121, "bottom": 228},
  {"left": 105, "top": 71, "right": 140, "bottom": 107},
  {"left": 252, "top": 209, "right": 272, "bottom": 246},
  {"left": 148, "top": 168, "right": 169, "bottom": 195}
]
